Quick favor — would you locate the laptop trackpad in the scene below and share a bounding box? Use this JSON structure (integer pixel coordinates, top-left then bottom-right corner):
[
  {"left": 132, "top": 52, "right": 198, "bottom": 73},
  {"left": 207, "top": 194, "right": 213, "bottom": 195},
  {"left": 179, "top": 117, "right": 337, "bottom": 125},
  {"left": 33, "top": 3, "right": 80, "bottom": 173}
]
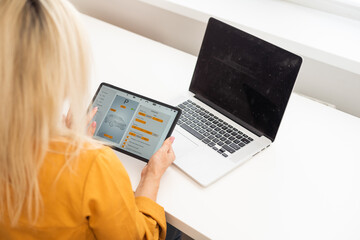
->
[{"left": 171, "top": 129, "right": 198, "bottom": 159}]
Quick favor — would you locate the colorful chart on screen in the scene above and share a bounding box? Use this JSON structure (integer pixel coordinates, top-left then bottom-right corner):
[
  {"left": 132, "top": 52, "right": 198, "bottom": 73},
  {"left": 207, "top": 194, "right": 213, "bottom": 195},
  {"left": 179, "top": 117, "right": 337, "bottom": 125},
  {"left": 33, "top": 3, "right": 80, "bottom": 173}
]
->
[{"left": 91, "top": 83, "right": 181, "bottom": 162}]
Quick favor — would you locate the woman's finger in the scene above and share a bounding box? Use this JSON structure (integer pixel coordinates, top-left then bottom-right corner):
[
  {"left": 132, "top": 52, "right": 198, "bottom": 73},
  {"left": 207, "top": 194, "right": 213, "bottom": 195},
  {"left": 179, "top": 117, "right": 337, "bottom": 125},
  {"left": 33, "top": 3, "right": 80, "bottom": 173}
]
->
[
  {"left": 65, "top": 109, "right": 73, "bottom": 128},
  {"left": 161, "top": 136, "right": 175, "bottom": 152},
  {"left": 87, "top": 121, "right": 97, "bottom": 136},
  {"left": 86, "top": 107, "right": 98, "bottom": 125}
]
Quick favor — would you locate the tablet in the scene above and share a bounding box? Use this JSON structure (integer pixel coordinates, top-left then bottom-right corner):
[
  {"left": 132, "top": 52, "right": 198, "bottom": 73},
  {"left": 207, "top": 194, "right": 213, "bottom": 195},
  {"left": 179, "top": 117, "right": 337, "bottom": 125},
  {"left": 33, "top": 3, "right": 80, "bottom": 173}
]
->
[{"left": 90, "top": 82, "right": 181, "bottom": 162}]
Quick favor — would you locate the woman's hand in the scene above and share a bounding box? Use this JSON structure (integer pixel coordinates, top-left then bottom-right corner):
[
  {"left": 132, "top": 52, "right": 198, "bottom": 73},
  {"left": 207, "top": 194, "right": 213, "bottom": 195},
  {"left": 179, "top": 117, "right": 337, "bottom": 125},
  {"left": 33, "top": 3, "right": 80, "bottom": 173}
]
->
[
  {"left": 135, "top": 136, "right": 175, "bottom": 201},
  {"left": 64, "top": 107, "right": 98, "bottom": 136},
  {"left": 142, "top": 136, "right": 175, "bottom": 180}
]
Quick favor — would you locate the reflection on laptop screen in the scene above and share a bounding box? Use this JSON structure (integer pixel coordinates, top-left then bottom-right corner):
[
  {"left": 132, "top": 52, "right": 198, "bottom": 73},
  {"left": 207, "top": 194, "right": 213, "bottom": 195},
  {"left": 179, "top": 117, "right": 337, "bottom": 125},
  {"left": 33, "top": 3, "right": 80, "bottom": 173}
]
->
[{"left": 189, "top": 18, "right": 302, "bottom": 141}]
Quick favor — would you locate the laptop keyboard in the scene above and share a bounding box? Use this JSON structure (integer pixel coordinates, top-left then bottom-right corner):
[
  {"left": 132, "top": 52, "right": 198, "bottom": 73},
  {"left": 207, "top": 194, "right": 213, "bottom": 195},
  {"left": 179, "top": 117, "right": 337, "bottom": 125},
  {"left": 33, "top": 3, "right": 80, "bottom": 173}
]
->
[{"left": 176, "top": 100, "right": 253, "bottom": 157}]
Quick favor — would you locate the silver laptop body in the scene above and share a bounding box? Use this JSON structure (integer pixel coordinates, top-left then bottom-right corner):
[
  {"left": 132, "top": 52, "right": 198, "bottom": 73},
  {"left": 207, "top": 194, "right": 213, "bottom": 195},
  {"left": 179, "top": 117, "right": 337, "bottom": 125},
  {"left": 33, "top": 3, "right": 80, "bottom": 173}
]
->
[{"left": 171, "top": 18, "right": 302, "bottom": 187}]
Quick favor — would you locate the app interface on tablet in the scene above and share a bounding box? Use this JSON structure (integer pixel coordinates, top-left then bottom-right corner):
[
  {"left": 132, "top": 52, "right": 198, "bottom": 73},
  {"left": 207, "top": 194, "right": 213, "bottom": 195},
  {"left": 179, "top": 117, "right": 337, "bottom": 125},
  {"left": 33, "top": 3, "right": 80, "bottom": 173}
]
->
[{"left": 92, "top": 85, "right": 179, "bottom": 160}]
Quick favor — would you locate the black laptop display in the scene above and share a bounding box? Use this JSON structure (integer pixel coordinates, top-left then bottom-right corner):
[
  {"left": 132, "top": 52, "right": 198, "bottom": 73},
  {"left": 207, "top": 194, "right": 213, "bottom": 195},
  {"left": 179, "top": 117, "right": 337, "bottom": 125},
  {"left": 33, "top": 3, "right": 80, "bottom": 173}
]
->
[{"left": 189, "top": 18, "right": 302, "bottom": 141}]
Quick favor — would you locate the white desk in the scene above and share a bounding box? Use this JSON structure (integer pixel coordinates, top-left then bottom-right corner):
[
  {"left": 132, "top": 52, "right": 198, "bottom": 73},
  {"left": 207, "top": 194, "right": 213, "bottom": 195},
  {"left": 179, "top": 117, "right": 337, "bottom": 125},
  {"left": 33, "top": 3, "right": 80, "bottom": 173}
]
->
[{"left": 83, "top": 15, "right": 360, "bottom": 240}]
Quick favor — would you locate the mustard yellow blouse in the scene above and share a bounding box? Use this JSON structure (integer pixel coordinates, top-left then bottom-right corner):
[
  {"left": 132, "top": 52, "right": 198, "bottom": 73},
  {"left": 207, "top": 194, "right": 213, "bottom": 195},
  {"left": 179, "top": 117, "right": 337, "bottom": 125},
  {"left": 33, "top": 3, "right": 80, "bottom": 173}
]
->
[{"left": 0, "top": 142, "right": 166, "bottom": 239}]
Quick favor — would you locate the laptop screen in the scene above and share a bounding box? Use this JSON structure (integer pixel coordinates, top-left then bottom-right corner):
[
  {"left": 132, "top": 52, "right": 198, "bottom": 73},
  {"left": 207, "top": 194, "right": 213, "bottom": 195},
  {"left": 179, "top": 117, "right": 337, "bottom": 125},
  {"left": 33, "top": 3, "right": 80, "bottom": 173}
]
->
[{"left": 189, "top": 18, "right": 302, "bottom": 141}]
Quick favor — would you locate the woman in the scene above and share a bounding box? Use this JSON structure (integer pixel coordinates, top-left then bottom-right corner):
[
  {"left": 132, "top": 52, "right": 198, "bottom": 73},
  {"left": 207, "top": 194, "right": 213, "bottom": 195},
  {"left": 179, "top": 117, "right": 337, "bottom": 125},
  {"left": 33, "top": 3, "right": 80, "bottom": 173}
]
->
[{"left": 0, "top": 0, "right": 175, "bottom": 239}]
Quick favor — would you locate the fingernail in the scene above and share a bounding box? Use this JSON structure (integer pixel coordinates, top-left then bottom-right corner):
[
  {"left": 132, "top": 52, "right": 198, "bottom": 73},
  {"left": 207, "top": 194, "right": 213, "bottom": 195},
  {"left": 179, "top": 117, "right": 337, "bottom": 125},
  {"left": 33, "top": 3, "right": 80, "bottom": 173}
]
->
[
  {"left": 169, "top": 136, "right": 175, "bottom": 143},
  {"left": 92, "top": 121, "right": 96, "bottom": 127}
]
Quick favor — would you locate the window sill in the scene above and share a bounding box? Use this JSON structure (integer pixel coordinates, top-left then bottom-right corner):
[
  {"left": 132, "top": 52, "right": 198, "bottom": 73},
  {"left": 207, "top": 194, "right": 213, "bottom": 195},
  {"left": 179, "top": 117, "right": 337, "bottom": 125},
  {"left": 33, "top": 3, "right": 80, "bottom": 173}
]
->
[{"left": 139, "top": 0, "right": 360, "bottom": 75}]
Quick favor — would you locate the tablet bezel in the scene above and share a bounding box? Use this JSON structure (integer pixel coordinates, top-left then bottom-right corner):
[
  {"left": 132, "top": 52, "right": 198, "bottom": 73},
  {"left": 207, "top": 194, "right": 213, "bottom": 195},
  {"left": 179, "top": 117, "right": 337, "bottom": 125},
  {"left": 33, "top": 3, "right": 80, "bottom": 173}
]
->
[{"left": 90, "top": 82, "right": 182, "bottom": 162}]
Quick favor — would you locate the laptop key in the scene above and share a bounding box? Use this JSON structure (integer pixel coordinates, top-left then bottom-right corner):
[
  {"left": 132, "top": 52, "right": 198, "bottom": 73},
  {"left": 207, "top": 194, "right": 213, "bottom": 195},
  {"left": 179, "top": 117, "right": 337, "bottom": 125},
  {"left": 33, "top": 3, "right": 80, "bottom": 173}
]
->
[
  {"left": 178, "top": 104, "right": 185, "bottom": 109},
  {"left": 202, "top": 138, "right": 211, "bottom": 144},
  {"left": 222, "top": 153, "right": 228, "bottom": 158},
  {"left": 230, "top": 143, "right": 241, "bottom": 150},
  {"left": 222, "top": 145, "right": 235, "bottom": 154},
  {"left": 241, "top": 138, "right": 250, "bottom": 144},
  {"left": 208, "top": 142, "right": 216, "bottom": 147},
  {"left": 180, "top": 124, "right": 204, "bottom": 140}
]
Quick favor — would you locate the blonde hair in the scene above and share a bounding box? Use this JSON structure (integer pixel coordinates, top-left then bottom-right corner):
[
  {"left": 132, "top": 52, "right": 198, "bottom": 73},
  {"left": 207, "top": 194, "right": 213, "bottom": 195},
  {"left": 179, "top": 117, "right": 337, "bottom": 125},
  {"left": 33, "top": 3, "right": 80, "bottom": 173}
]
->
[{"left": 0, "top": 0, "right": 92, "bottom": 226}]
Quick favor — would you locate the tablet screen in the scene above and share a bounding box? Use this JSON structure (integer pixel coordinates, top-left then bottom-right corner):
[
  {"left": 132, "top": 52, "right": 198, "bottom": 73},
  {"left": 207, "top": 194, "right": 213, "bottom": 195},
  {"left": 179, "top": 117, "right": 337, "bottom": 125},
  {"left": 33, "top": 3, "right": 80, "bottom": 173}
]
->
[{"left": 91, "top": 83, "right": 181, "bottom": 161}]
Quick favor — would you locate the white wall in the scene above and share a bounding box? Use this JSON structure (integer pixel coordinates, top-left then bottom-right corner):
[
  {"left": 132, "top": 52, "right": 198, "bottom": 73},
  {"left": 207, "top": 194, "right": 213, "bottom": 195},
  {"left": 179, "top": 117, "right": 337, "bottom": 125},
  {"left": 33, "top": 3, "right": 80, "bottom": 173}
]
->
[
  {"left": 70, "top": 0, "right": 206, "bottom": 56},
  {"left": 70, "top": 0, "right": 360, "bottom": 118}
]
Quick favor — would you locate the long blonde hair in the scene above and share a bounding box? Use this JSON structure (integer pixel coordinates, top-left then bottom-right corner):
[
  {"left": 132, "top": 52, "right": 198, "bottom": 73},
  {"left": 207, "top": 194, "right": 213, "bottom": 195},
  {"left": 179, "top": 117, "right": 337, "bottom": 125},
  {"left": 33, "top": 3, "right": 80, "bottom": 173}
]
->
[{"left": 0, "top": 0, "right": 92, "bottom": 226}]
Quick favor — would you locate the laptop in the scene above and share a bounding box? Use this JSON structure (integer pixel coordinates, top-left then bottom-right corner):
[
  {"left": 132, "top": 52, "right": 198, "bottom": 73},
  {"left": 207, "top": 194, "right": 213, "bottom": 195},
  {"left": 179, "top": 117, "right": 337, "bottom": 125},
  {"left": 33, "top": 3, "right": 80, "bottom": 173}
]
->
[{"left": 171, "top": 18, "right": 302, "bottom": 187}]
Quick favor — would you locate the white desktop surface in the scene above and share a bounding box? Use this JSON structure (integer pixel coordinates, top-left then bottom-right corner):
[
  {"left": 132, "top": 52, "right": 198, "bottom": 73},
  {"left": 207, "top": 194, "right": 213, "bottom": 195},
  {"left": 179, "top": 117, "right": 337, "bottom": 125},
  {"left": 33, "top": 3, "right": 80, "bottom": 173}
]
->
[{"left": 83, "top": 15, "right": 360, "bottom": 240}]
